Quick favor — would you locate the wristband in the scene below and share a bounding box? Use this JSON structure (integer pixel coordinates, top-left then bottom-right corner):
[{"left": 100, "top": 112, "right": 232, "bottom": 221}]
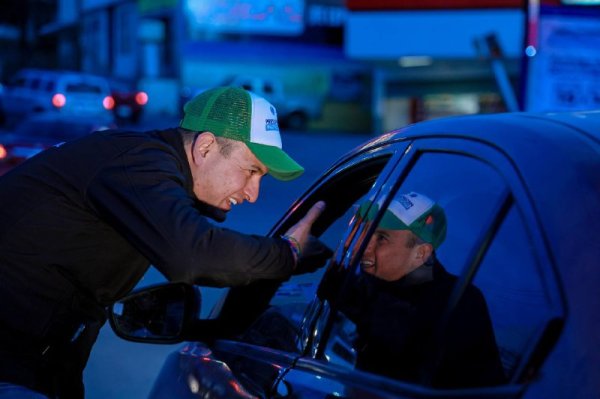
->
[{"left": 281, "top": 235, "right": 302, "bottom": 264}]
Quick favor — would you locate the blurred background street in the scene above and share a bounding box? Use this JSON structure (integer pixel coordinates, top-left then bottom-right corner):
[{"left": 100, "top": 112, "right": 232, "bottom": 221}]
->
[{"left": 1, "top": 0, "right": 599, "bottom": 397}]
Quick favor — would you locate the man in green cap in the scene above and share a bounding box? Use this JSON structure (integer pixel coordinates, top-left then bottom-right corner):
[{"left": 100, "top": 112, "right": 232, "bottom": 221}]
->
[
  {"left": 340, "top": 192, "right": 506, "bottom": 388},
  {"left": 0, "top": 87, "right": 326, "bottom": 398}
]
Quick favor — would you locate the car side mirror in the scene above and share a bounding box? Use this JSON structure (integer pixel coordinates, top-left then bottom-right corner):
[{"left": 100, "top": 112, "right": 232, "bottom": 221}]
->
[{"left": 108, "top": 282, "right": 201, "bottom": 344}]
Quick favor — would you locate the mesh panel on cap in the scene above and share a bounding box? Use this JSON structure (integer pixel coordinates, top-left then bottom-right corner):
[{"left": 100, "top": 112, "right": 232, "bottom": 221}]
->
[
  {"left": 185, "top": 92, "right": 210, "bottom": 119},
  {"left": 205, "top": 88, "right": 251, "bottom": 141}
]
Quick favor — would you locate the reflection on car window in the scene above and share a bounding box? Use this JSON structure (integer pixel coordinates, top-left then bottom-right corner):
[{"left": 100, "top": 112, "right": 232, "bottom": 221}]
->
[
  {"left": 321, "top": 150, "right": 557, "bottom": 389},
  {"left": 473, "top": 205, "right": 554, "bottom": 381}
]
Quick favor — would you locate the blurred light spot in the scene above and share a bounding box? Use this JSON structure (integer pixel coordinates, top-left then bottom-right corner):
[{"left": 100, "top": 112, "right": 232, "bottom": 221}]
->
[
  {"left": 187, "top": 375, "right": 200, "bottom": 394},
  {"left": 103, "top": 96, "right": 115, "bottom": 110},
  {"left": 52, "top": 93, "right": 66, "bottom": 108},
  {"left": 135, "top": 91, "right": 148, "bottom": 106},
  {"left": 0, "top": 144, "right": 7, "bottom": 159},
  {"left": 525, "top": 45, "right": 537, "bottom": 57}
]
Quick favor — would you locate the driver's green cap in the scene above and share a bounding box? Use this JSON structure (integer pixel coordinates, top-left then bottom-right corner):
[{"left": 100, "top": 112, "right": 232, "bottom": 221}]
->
[
  {"left": 180, "top": 86, "right": 304, "bottom": 181},
  {"left": 358, "top": 192, "right": 447, "bottom": 249}
]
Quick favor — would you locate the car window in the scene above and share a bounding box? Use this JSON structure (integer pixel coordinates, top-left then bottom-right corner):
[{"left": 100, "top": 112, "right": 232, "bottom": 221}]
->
[
  {"left": 30, "top": 78, "right": 42, "bottom": 90},
  {"left": 267, "top": 202, "right": 362, "bottom": 322},
  {"left": 44, "top": 80, "right": 55, "bottom": 92},
  {"left": 65, "top": 82, "right": 103, "bottom": 94},
  {"left": 320, "top": 148, "right": 559, "bottom": 390},
  {"left": 235, "top": 154, "right": 395, "bottom": 354},
  {"left": 472, "top": 204, "right": 558, "bottom": 382},
  {"left": 10, "top": 76, "right": 27, "bottom": 88}
]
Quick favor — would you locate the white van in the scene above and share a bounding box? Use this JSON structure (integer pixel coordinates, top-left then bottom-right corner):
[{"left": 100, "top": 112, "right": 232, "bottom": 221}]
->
[{"left": 2, "top": 68, "right": 115, "bottom": 126}]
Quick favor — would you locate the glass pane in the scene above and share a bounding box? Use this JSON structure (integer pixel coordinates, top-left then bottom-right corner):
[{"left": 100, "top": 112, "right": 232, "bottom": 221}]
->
[
  {"left": 269, "top": 192, "right": 381, "bottom": 314},
  {"left": 65, "top": 83, "right": 103, "bottom": 93},
  {"left": 473, "top": 205, "right": 554, "bottom": 380}
]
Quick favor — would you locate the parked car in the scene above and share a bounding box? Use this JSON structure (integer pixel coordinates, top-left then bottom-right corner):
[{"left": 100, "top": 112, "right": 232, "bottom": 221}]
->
[
  {"left": 0, "top": 113, "right": 114, "bottom": 175},
  {"left": 226, "top": 75, "right": 324, "bottom": 130},
  {"left": 1, "top": 68, "right": 115, "bottom": 127},
  {"left": 109, "top": 80, "right": 148, "bottom": 124},
  {"left": 181, "top": 76, "right": 325, "bottom": 131},
  {"left": 110, "top": 111, "right": 600, "bottom": 398}
]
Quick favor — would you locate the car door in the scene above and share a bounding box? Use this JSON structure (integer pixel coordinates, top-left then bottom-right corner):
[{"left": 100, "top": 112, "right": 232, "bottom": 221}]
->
[{"left": 274, "top": 136, "right": 564, "bottom": 398}]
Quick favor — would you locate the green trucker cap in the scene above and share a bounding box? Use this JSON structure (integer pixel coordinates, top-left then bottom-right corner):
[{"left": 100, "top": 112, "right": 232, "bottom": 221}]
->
[
  {"left": 358, "top": 192, "right": 447, "bottom": 249},
  {"left": 180, "top": 86, "right": 304, "bottom": 181}
]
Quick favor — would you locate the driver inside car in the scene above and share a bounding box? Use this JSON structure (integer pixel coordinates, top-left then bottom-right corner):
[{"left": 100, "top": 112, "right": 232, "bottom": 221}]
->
[{"left": 337, "top": 192, "right": 506, "bottom": 388}]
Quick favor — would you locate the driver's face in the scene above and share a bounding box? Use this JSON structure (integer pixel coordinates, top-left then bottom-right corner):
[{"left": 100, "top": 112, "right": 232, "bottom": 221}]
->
[{"left": 360, "top": 229, "right": 425, "bottom": 282}]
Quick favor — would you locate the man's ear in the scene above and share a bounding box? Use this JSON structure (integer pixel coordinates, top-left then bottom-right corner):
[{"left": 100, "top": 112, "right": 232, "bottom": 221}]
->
[
  {"left": 415, "top": 243, "right": 434, "bottom": 264},
  {"left": 191, "top": 132, "right": 216, "bottom": 163}
]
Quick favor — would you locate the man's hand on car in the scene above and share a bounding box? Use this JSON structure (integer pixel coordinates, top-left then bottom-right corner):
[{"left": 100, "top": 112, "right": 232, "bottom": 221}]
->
[{"left": 283, "top": 201, "right": 333, "bottom": 273}]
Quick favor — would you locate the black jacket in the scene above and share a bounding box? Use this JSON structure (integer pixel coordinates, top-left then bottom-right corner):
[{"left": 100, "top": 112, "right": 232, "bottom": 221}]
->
[
  {"left": 339, "top": 260, "right": 506, "bottom": 388},
  {"left": 0, "top": 128, "right": 295, "bottom": 398}
]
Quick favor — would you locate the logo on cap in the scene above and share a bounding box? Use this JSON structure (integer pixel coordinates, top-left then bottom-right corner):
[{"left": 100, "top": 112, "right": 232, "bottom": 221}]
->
[
  {"left": 398, "top": 195, "right": 415, "bottom": 210},
  {"left": 265, "top": 118, "right": 279, "bottom": 131}
]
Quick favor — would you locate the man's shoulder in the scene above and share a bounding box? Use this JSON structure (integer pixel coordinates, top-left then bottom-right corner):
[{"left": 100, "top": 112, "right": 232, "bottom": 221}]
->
[
  {"left": 98, "top": 127, "right": 178, "bottom": 142},
  {"left": 91, "top": 127, "right": 182, "bottom": 154}
]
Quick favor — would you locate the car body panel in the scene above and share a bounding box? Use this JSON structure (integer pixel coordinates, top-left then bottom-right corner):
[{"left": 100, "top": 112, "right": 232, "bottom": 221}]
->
[{"left": 149, "top": 342, "right": 264, "bottom": 399}]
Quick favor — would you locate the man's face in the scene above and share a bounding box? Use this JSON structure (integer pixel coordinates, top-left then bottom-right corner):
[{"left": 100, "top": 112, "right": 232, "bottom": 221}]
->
[
  {"left": 360, "top": 228, "right": 428, "bottom": 281},
  {"left": 190, "top": 133, "right": 268, "bottom": 212}
]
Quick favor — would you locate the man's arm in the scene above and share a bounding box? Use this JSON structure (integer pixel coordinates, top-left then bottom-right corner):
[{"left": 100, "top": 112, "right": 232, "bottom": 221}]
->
[{"left": 85, "top": 145, "right": 313, "bottom": 286}]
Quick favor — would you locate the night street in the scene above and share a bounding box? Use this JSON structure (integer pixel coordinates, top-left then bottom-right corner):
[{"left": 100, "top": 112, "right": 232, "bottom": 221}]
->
[{"left": 2, "top": 1, "right": 599, "bottom": 398}]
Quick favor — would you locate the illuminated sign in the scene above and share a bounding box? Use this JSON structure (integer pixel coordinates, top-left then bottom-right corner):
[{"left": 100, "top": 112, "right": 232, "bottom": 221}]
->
[
  {"left": 184, "top": 0, "right": 304, "bottom": 36},
  {"left": 524, "top": 6, "right": 600, "bottom": 111},
  {"left": 346, "top": 0, "right": 523, "bottom": 9},
  {"left": 561, "top": 0, "right": 600, "bottom": 4}
]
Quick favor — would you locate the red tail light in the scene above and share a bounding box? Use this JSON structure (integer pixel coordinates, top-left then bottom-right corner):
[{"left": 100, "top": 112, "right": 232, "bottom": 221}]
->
[
  {"left": 0, "top": 144, "right": 7, "bottom": 159},
  {"left": 103, "top": 96, "right": 115, "bottom": 110},
  {"left": 52, "top": 93, "right": 66, "bottom": 108},
  {"left": 135, "top": 91, "right": 148, "bottom": 106}
]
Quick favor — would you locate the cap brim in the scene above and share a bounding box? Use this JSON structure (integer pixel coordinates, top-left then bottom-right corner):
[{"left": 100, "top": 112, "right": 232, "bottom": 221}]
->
[{"left": 246, "top": 142, "right": 304, "bottom": 181}]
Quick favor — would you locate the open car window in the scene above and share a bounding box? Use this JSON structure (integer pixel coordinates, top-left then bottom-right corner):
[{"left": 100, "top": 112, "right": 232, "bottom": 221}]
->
[{"left": 231, "top": 153, "right": 397, "bottom": 353}]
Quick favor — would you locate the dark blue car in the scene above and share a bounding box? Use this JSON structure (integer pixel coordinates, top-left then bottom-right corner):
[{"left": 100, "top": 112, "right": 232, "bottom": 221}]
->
[{"left": 110, "top": 111, "right": 600, "bottom": 399}]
